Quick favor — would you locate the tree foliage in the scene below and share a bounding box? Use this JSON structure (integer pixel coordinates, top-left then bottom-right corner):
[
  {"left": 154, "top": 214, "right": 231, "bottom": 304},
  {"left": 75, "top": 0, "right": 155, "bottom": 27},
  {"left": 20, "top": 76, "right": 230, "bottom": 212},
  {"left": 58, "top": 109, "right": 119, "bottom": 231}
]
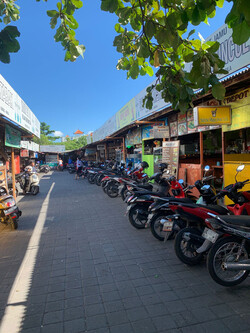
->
[
  {"left": 33, "top": 122, "right": 60, "bottom": 145},
  {"left": 63, "top": 135, "right": 87, "bottom": 150},
  {"left": 1, "top": 0, "right": 250, "bottom": 111}
]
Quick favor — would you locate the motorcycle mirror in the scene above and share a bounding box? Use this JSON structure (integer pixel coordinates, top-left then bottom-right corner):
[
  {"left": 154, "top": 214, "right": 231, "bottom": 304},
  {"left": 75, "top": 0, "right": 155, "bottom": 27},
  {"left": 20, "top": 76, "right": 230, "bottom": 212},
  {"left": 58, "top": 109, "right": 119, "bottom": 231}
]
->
[
  {"left": 235, "top": 164, "right": 245, "bottom": 182},
  {"left": 236, "top": 165, "right": 245, "bottom": 172},
  {"left": 201, "top": 185, "right": 210, "bottom": 190},
  {"left": 178, "top": 179, "right": 184, "bottom": 184}
]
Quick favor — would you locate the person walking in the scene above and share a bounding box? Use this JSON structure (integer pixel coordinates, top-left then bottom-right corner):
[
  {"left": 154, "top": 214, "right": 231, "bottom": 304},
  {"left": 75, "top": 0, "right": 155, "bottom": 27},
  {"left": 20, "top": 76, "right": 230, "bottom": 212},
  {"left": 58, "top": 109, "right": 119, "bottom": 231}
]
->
[{"left": 75, "top": 157, "right": 83, "bottom": 179}]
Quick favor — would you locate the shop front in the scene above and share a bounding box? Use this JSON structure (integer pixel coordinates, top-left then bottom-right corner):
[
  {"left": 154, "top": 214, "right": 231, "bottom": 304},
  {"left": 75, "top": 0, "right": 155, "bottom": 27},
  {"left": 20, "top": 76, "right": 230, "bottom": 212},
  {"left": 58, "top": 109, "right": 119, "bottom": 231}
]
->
[
  {"left": 141, "top": 122, "right": 169, "bottom": 176},
  {"left": 222, "top": 88, "right": 250, "bottom": 204},
  {"left": 125, "top": 127, "right": 142, "bottom": 166}
]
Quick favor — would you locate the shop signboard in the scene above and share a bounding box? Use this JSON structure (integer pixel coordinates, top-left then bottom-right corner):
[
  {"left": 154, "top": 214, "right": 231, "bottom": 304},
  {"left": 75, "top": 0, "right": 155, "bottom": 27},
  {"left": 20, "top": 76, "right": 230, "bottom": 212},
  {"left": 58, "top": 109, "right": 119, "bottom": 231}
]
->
[
  {"left": 116, "top": 99, "right": 136, "bottom": 130},
  {"left": 40, "top": 145, "right": 65, "bottom": 153},
  {"left": 135, "top": 80, "right": 171, "bottom": 120},
  {"left": 20, "top": 149, "right": 29, "bottom": 157},
  {"left": 193, "top": 106, "right": 231, "bottom": 126},
  {"left": 206, "top": 24, "right": 250, "bottom": 77},
  {"left": 222, "top": 89, "right": 250, "bottom": 132},
  {"left": 85, "top": 148, "right": 96, "bottom": 156},
  {"left": 162, "top": 141, "right": 180, "bottom": 176},
  {"left": 185, "top": 24, "right": 250, "bottom": 78},
  {"left": 97, "top": 145, "right": 105, "bottom": 150},
  {"left": 5, "top": 124, "right": 21, "bottom": 148},
  {"left": 0, "top": 75, "right": 40, "bottom": 137},
  {"left": 153, "top": 126, "right": 170, "bottom": 139},
  {"left": 21, "top": 141, "right": 39, "bottom": 152}
]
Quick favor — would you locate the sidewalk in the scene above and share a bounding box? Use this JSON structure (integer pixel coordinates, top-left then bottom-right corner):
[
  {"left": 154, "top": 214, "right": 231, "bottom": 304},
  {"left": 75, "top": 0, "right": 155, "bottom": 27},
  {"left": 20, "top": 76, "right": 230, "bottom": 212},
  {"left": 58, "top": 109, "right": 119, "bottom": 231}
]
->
[{"left": 0, "top": 171, "right": 250, "bottom": 333}]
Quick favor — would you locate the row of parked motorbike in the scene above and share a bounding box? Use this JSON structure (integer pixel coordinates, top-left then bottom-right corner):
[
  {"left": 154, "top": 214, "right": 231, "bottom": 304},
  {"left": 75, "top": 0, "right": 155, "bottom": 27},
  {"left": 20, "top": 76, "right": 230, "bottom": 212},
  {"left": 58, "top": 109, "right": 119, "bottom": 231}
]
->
[
  {"left": 0, "top": 164, "right": 50, "bottom": 230},
  {"left": 79, "top": 160, "right": 250, "bottom": 287}
]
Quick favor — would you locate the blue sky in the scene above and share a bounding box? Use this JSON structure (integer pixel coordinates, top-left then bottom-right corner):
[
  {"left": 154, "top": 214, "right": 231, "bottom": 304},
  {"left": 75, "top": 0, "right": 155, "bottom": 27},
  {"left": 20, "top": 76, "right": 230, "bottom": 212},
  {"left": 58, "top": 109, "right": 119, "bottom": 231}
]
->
[{"left": 1, "top": 1, "right": 232, "bottom": 138}]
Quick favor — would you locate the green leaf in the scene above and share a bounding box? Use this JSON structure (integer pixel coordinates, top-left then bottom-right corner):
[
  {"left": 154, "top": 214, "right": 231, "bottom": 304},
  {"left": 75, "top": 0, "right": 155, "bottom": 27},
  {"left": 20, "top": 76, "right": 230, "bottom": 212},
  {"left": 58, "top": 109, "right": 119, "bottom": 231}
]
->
[
  {"left": 4, "top": 26, "right": 20, "bottom": 37},
  {"left": 0, "top": 48, "right": 10, "bottom": 63},
  {"left": 50, "top": 16, "right": 58, "bottom": 29},
  {"left": 144, "top": 65, "right": 154, "bottom": 76},
  {"left": 232, "top": 20, "right": 250, "bottom": 45},
  {"left": 187, "top": 29, "right": 195, "bottom": 39},
  {"left": 129, "top": 61, "right": 139, "bottom": 79},
  {"left": 145, "top": 20, "right": 156, "bottom": 40},
  {"left": 101, "top": 0, "right": 119, "bottom": 13},
  {"left": 206, "top": 41, "right": 220, "bottom": 53},
  {"left": 71, "top": 0, "right": 83, "bottom": 9},
  {"left": 212, "top": 83, "right": 226, "bottom": 100},
  {"left": 183, "top": 52, "right": 194, "bottom": 62},
  {"left": 114, "top": 23, "right": 124, "bottom": 33},
  {"left": 47, "top": 10, "right": 58, "bottom": 17},
  {"left": 191, "top": 6, "right": 201, "bottom": 26},
  {"left": 216, "top": 0, "right": 224, "bottom": 8}
]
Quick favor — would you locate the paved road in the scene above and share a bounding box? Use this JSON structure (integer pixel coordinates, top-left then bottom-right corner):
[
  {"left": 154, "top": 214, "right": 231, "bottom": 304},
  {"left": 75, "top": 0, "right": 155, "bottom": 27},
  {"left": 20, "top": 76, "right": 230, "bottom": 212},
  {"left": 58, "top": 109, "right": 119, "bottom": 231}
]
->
[{"left": 0, "top": 171, "right": 250, "bottom": 333}]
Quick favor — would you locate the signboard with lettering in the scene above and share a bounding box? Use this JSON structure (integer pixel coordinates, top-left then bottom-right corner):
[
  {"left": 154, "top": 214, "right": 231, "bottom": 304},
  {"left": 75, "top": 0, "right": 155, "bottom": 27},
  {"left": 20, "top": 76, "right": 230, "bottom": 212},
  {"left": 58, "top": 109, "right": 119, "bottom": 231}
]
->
[
  {"left": 40, "top": 145, "right": 65, "bottom": 153},
  {"left": 153, "top": 126, "right": 170, "bottom": 139},
  {"left": 0, "top": 75, "right": 40, "bottom": 137},
  {"left": 193, "top": 106, "right": 231, "bottom": 126},
  {"left": 162, "top": 141, "right": 180, "bottom": 176},
  {"left": 97, "top": 145, "right": 105, "bottom": 150},
  {"left": 116, "top": 99, "right": 136, "bottom": 130},
  {"left": 5, "top": 124, "right": 21, "bottom": 148}
]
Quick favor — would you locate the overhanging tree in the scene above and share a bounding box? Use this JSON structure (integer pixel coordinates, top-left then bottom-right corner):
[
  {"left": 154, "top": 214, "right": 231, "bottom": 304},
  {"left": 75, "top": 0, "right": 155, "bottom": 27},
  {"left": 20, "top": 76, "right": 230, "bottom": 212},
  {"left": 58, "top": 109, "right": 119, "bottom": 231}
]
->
[{"left": 1, "top": 0, "right": 249, "bottom": 111}]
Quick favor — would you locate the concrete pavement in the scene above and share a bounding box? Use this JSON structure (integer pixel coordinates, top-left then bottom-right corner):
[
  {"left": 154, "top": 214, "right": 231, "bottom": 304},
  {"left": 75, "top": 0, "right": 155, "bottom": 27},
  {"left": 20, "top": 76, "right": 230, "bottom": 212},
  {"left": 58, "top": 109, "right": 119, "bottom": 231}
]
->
[{"left": 0, "top": 171, "right": 250, "bottom": 333}]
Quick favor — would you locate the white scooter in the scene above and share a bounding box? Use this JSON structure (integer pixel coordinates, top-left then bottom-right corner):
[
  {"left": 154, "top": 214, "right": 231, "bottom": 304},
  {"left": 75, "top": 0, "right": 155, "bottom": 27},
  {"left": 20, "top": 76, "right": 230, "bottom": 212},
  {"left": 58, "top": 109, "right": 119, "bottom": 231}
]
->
[{"left": 16, "top": 166, "right": 40, "bottom": 195}]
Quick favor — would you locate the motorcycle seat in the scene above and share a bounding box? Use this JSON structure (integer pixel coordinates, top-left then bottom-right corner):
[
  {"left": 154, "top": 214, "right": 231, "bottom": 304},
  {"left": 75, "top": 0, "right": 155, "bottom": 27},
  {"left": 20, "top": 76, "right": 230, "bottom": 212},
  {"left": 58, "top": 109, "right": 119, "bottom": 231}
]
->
[
  {"left": 135, "top": 184, "right": 153, "bottom": 190},
  {"left": 203, "top": 205, "right": 229, "bottom": 215},
  {"left": 134, "top": 191, "right": 167, "bottom": 197},
  {"left": 218, "top": 215, "right": 250, "bottom": 228}
]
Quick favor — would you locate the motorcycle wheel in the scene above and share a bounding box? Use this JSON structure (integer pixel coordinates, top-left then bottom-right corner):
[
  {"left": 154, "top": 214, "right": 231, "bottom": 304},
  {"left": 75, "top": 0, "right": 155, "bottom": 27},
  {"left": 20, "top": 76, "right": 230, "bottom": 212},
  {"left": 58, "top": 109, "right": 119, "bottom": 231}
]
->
[
  {"left": 88, "top": 174, "right": 95, "bottom": 184},
  {"left": 128, "top": 204, "right": 148, "bottom": 229},
  {"left": 207, "top": 236, "right": 249, "bottom": 287},
  {"left": 11, "top": 219, "right": 18, "bottom": 230},
  {"left": 96, "top": 175, "right": 104, "bottom": 186},
  {"left": 150, "top": 214, "right": 171, "bottom": 241},
  {"left": 174, "top": 227, "right": 204, "bottom": 265},
  {"left": 31, "top": 186, "right": 39, "bottom": 195},
  {"left": 106, "top": 182, "right": 119, "bottom": 198}
]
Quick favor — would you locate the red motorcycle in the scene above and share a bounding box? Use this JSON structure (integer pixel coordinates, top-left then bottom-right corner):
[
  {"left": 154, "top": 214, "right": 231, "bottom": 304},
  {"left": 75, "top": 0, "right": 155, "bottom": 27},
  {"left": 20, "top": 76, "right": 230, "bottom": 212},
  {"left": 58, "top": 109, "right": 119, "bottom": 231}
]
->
[{"left": 173, "top": 165, "right": 250, "bottom": 265}]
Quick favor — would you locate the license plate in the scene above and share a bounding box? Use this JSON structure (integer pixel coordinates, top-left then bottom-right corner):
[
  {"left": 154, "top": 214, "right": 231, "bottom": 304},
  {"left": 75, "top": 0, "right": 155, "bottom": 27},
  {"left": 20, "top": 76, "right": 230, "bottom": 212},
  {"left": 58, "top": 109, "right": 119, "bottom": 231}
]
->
[
  {"left": 118, "top": 186, "right": 123, "bottom": 194},
  {"left": 163, "top": 221, "right": 173, "bottom": 232},
  {"left": 4, "top": 206, "right": 17, "bottom": 215},
  {"left": 202, "top": 227, "right": 219, "bottom": 243}
]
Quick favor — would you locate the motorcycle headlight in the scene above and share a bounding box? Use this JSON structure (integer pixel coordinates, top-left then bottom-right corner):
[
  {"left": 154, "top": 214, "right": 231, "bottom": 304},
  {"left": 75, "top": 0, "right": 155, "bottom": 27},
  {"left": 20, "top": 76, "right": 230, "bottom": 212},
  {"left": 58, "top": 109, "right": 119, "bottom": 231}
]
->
[{"left": 32, "top": 175, "right": 38, "bottom": 181}]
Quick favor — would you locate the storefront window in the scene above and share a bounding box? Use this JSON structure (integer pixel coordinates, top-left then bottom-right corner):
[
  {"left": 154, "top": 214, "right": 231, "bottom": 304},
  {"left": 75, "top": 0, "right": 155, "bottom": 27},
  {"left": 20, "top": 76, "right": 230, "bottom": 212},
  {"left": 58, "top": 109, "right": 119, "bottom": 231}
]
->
[{"left": 225, "top": 128, "right": 250, "bottom": 154}]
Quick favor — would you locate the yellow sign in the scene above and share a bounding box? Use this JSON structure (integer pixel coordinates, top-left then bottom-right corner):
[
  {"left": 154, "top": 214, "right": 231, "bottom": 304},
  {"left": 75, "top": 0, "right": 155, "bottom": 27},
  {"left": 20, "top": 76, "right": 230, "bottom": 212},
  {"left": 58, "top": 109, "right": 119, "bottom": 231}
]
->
[
  {"left": 222, "top": 88, "right": 250, "bottom": 132},
  {"left": 193, "top": 106, "right": 231, "bottom": 126}
]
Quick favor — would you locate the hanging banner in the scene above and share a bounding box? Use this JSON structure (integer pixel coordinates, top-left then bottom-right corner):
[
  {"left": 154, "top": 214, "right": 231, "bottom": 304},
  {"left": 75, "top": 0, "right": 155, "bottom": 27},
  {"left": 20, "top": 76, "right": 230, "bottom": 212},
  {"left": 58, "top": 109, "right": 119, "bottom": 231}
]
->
[
  {"left": 5, "top": 124, "right": 21, "bottom": 148},
  {"left": 162, "top": 141, "right": 180, "bottom": 176}
]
